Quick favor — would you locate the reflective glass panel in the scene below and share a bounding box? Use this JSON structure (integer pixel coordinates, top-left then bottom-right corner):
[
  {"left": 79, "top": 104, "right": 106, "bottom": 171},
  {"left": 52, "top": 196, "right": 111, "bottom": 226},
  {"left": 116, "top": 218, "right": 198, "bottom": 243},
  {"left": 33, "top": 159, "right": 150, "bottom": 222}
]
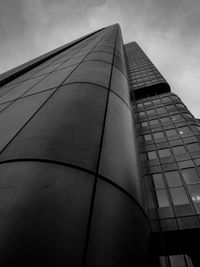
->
[
  {"left": 158, "top": 148, "right": 171, "bottom": 158},
  {"left": 181, "top": 168, "right": 200, "bottom": 184},
  {"left": 156, "top": 189, "right": 170, "bottom": 207},
  {"left": 165, "top": 171, "right": 182, "bottom": 187},
  {"left": 170, "top": 187, "right": 189, "bottom": 205},
  {"left": 152, "top": 173, "right": 165, "bottom": 189},
  {"left": 147, "top": 151, "right": 157, "bottom": 160}
]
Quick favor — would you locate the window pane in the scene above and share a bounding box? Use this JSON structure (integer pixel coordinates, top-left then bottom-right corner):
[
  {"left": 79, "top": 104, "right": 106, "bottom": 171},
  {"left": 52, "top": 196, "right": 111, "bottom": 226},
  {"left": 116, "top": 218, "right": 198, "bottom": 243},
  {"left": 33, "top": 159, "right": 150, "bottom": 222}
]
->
[
  {"left": 157, "top": 107, "right": 166, "bottom": 114},
  {"left": 170, "top": 187, "right": 189, "bottom": 205},
  {"left": 178, "top": 126, "right": 192, "bottom": 137},
  {"left": 153, "top": 132, "right": 164, "bottom": 139},
  {"left": 153, "top": 99, "right": 161, "bottom": 104},
  {"left": 147, "top": 151, "right": 157, "bottom": 160},
  {"left": 165, "top": 171, "right": 182, "bottom": 187},
  {"left": 176, "top": 104, "right": 184, "bottom": 108},
  {"left": 144, "top": 134, "right": 152, "bottom": 141},
  {"left": 144, "top": 101, "right": 151, "bottom": 106},
  {"left": 169, "top": 255, "right": 187, "bottom": 267},
  {"left": 158, "top": 148, "right": 171, "bottom": 158},
  {"left": 171, "top": 114, "right": 183, "bottom": 122},
  {"left": 162, "top": 97, "right": 170, "bottom": 102},
  {"left": 181, "top": 168, "right": 200, "bottom": 184},
  {"left": 161, "top": 117, "right": 171, "bottom": 124},
  {"left": 146, "top": 109, "right": 156, "bottom": 116},
  {"left": 166, "top": 105, "right": 175, "bottom": 111},
  {"left": 141, "top": 122, "right": 148, "bottom": 127},
  {"left": 166, "top": 129, "right": 177, "bottom": 137},
  {"left": 149, "top": 119, "right": 159, "bottom": 126},
  {"left": 155, "top": 189, "right": 170, "bottom": 207},
  {"left": 137, "top": 103, "right": 143, "bottom": 108},
  {"left": 139, "top": 111, "right": 145, "bottom": 117},
  {"left": 188, "top": 184, "right": 200, "bottom": 213},
  {"left": 183, "top": 113, "right": 192, "bottom": 119},
  {"left": 152, "top": 173, "right": 164, "bottom": 189},
  {"left": 187, "top": 143, "right": 200, "bottom": 153},
  {"left": 172, "top": 146, "right": 186, "bottom": 155}
]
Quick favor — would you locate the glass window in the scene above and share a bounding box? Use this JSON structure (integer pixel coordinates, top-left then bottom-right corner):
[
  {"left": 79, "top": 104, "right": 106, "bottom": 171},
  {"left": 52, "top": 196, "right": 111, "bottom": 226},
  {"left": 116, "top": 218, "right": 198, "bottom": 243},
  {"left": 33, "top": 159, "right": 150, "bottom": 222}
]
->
[
  {"left": 162, "top": 97, "right": 170, "bottom": 102},
  {"left": 183, "top": 113, "right": 192, "bottom": 119},
  {"left": 188, "top": 184, "right": 200, "bottom": 213},
  {"left": 153, "top": 132, "right": 164, "bottom": 140},
  {"left": 137, "top": 103, "right": 143, "bottom": 108},
  {"left": 161, "top": 117, "right": 171, "bottom": 124},
  {"left": 166, "top": 129, "right": 178, "bottom": 137},
  {"left": 176, "top": 104, "right": 184, "bottom": 108},
  {"left": 149, "top": 119, "right": 159, "bottom": 126},
  {"left": 158, "top": 148, "right": 171, "bottom": 158},
  {"left": 160, "top": 255, "right": 194, "bottom": 267},
  {"left": 171, "top": 114, "right": 183, "bottom": 122},
  {"left": 139, "top": 111, "right": 145, "bottom": 117},
  {"left": 187, "top": 143, "right": 200, "bottom": 153},
  {"left": 166, "top": 105, "right": 175, "bottom": 111},
  {"left": 181, "top": 168, "right": 200, "bottom": 184},
  {"left": 165, "top": 171, "right": 182, "bottom": 187},
  {"left": 144, "top": 101, "right": 151, "bottom": 106},
  {"left": 152, "top": 173, "right": 165, "bottom": 189},
  {"left": 178, "top": 126, "right": 192, "bottom": 137},
  {"left": 146, "top": 109, "right": 156, "bottom": 116},
  {"left": 153, "top": 99, "right": 161, "bottom": 104},
  {"left": 144, "top": 134, "right": 152, "bottom": 141},
  {"left": 141, "top": 121, "right": 148, "bottom": 127},
  {"left": 170, "top": 187, "right": 189, "bottom": 205},
  {"left": 172, "top": 146, "right": 186, "bottom": 155},
  {"left": 155, "top": 189, "right": 170, "bottom": 207},
  {"left": 157, "top": 107, "right": 166, "bottom": 114},
  {"left": 147, "top": 151, "right": 157, "bottom": 160},
  {"left": 169, "top": 255, "right": 188, "bottom": 267},
  {"left": 191, "top": 124, "right": 200, "bottom": 132}
]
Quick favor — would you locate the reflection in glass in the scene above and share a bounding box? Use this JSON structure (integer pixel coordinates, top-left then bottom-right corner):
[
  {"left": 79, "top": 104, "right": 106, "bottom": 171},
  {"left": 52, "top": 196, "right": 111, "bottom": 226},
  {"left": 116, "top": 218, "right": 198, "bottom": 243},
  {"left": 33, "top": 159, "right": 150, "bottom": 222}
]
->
[
  {"left": 170, "top": 187, "right": 189, "bottom": 205},
  {"left": 181, "top": 168, "right": 200, "bottom": 184},
  {"left": 188, "top": 184, "right": 200, "bottom": 213},
  {"left": 165, "top": 171, "right": 182, "bottom": 187},
  {"left": 155, "top": 189, "right": 170, "bottom": 208},
  {"left": 152, "top": 173, "right": 164, "bottom": 189}
]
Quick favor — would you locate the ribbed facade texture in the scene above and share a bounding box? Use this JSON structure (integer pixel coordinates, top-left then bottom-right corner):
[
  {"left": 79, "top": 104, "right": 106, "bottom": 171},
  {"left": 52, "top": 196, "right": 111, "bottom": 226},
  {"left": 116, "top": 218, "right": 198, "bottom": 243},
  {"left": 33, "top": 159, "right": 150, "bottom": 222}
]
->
[{"left": 0, "top": 23, "right": 199, "bottom": 266}]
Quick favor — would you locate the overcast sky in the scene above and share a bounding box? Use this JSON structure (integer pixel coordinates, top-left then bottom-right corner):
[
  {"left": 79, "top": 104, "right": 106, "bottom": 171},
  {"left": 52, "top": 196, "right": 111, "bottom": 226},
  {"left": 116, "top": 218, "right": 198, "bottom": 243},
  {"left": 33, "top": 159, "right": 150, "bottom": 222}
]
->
[{"left": 0, "top": 0, "right": 200, "bottom": 117}]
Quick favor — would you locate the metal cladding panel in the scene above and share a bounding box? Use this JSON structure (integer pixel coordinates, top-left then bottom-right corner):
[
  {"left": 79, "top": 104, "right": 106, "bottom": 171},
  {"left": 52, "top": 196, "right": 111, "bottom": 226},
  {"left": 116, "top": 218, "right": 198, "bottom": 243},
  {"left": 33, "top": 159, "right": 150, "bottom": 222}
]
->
[
  {"left": 0, "top": 83, "right": 108, "bottom": 172},
  {"left": 0, "top": 162, "right": 94, "bottom": 266},
  {"left": 86, "top": 179, "right": 151, "bottom": 267},
  {"left": 0, "top": 24, "right": 151, "bottom": 266}
]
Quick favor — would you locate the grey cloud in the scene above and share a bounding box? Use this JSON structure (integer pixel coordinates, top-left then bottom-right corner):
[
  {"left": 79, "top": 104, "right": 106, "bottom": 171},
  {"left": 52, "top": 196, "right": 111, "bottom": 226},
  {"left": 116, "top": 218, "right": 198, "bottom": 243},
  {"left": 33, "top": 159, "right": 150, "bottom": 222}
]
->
[{"left": 0, "top": 0, "right": 200, "bottom": 116}]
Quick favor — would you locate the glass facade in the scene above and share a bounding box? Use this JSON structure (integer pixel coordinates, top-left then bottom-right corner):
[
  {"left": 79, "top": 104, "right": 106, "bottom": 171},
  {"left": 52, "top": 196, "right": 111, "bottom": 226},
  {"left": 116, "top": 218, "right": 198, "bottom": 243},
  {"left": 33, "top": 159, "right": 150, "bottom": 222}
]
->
[{"left": 0, "top": 23, "right": 198, "bottom": 266}]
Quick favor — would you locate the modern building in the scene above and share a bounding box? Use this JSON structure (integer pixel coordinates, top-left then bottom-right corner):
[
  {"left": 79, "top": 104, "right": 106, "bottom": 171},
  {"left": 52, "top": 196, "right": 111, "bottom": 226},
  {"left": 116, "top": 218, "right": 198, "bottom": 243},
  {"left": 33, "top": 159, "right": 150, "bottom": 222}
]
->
[{"left": 0, "top": 23, "right": 199, "bottom": 266}]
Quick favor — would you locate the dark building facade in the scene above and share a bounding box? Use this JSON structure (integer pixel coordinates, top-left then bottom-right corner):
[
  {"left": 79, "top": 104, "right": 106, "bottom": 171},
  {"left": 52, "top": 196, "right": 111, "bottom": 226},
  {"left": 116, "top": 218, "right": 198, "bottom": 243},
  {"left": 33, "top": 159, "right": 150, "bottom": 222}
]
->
[{"left": 0, "top": 23, "right": 199, "bottom": 266}]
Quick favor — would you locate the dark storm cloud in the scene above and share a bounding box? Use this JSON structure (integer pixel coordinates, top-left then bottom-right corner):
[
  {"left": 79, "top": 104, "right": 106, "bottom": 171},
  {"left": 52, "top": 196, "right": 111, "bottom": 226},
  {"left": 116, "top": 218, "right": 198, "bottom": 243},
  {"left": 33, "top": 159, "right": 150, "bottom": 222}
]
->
[{"left": 0, "top": 0, "right": 200, "bottom": 116}]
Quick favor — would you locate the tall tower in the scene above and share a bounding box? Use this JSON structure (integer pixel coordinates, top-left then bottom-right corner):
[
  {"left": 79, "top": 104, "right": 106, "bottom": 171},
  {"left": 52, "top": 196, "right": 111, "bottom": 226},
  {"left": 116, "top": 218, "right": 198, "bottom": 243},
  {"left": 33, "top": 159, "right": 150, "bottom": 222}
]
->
[{"left": 0, "top": 23, "right": 199, "bottom": 266}]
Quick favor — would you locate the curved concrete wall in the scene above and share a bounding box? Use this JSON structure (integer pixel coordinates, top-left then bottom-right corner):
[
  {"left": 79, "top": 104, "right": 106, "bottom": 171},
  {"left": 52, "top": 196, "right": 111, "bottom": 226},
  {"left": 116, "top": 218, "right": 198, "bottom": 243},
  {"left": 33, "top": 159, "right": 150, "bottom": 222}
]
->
[{"left": 0, "top": 24, "right": 151, "bottom": 266}]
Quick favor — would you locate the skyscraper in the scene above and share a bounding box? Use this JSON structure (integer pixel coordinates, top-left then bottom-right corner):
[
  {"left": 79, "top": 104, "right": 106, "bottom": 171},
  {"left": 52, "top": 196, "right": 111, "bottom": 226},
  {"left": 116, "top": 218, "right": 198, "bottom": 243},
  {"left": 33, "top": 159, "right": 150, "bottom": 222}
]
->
[{"left": 0, "top": 23, "right": 199, "bottom": 266}]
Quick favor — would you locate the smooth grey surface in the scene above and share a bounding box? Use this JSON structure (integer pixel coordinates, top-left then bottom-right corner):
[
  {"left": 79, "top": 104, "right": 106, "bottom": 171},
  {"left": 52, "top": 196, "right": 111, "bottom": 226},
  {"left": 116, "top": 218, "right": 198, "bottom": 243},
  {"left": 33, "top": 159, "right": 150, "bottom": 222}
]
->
[
  {"left": 0, "top": 75, "right": 46, "bottom": 103},
  {"left": 64, "top": 61, "right": 112, "bottom": 88},
  {"left": 0, "top": 161, "right": 94, "bottom": 266},
  {"left": 84, "top": 51, "right": 113, "bottom": 64},
  {"left": 0, "top": 83, "right": 107, "bottom": 171},
  {"left": 86, "top": 179, "right": 151, "bottom": 267},
  {"left": 0, "top": 90, "right": 54, "bottom": 153},
  {"left": 23, "top": 66, "right": 76, "bottom": 96},
  {"left": 99, "top": 92, "right": 142, "bottom": 204},
  {"left": 110, "top": 66, "right": 130, "bottom": 105}
]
